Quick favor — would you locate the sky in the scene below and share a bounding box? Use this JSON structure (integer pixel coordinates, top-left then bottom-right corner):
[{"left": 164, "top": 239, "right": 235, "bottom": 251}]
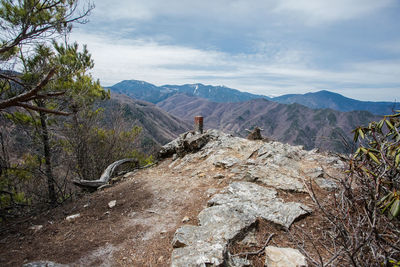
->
[{"left": 71, "top": 0, "right": 400, "bottom": 101}]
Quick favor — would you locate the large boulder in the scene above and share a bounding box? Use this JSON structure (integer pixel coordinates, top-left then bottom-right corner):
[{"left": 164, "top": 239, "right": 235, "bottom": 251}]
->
[{"left": 159, "top": 130, "right": 228, "bottom": 159}]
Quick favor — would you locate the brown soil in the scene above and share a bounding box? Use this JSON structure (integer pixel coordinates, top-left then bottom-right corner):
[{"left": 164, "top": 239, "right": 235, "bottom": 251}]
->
[
  {"left": 0, "top": 158, "right": 227, "bottom": 266},
  {"left": 0, "top": 154, "right": 342, "bottom": 267}
]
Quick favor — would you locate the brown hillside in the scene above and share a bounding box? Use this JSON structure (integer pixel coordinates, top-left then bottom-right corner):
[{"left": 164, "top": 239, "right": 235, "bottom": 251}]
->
[{"left": 157, "top": 94, "right": 381, "bottom": 152}]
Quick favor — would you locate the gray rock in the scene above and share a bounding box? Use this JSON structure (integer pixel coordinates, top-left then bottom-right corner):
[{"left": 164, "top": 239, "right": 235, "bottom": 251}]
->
[
  {"left": 108, "top": 200, "right": 116, "bottom": 208},
  {"left": 171, "top": 205, "right": 256, "bottom": 266},
  {"left": 171, "top": 242, "right": 226, "bottom": 267},
  {"left": 213, "top": 174, "right": 225, "bottom": 179},
  {"left": 314, "top": 177, "right": 338, "bottom": 191},
  {"left": 209, "top": 182, "right": 311, "bottom": 228},
  {"left": 265, "top": 246, "right": 307, "bottom": 267},
  {"left": 23, "top": 262, "right": 68, "bottom": 267},
  {"left": 65, "top": 213, "right": 80, "bottom": 221},
  {"left": 206, "top": 188, "right": 218, "bottom": 198},
  {"left": 246, "top": 159, "right": 257, "bottom": 165},
  {"left": 213, "top": 157, "right": 240, "bottom": 168},
  {"left": 171, "top": 182, "right": 311, "bottom": 266},
  {"left": 304, "top": 167, "right": 324, "bottom": 179},
  {"left": 236, "top": 228, "right": 258, "bottom": 246},
  {"left": 159, "top": 130, "right": 219, "bottom": 158},
  {"left": 230, "top": 167, "right": 243, "bottom": 174},
  {"left": 28, "top": 225, "right": 43, "bottom": 231},
  {"left": 172, "top": 225, "right": 200, "bottom": 248},
  {"left": 164, "top": 130, "right": 344, "bottom": 266},
  {"left": 245, "top": 166, "right": 305, "bottom": 192},
  {"left": 228, "top": 255, "right": 252, "bottom": 266},
  {"left": 257, "top": 142, "right": 305, "bottom": 164}
]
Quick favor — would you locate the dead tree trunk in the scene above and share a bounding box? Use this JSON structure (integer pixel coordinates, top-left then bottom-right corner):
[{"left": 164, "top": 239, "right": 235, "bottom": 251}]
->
[{"left": 73, "top": 158, "right": 137, "bottom": 190}]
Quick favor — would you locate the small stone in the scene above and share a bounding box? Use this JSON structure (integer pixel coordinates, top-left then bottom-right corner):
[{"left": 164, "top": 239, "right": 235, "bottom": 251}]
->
[
  {"left": 213, "top": 174, "right": 225, "bottom": 179},
  {"left": 83, "top": 203, "right": 89, "bottom": 208},
  {"left": 108, "top": 200, "right": 117, "bottom": 208},
  {"left": 207, "top": 188, "right": 218, "bottom": 197},
  {"left": 246, "top": 159, "right": 256, "bottom": 165},
  {"left": 157, "top": 256, "right": 164, "bottom": 263},
  {"left": 305, "top": 167, "right": 324, "bottom": 179},
  {"left": 66, "top": 213, "right": 80, "bottom": 221},
  {"left": 265, "top": 246, "right": 307, "bottom": 267},
  {"left": 29, "top": 225, "right": 43, "bottom": 232},
  {"left": 230, "top": 168, "right": 242, "bottom": 174},
  {"left": 213, "top": 157, "right": 239, "bottom": 168},
  {"left": 315, "top": 177, "right": 338, "bottom": 191},
  {"left": 228, "top": 256, "right": 251, "bottom": 267},
  {"left": 182, "top": 216, "right": 190, "bottom": 223},
  {"left": 123, "top": 172, "right": 135, "bottom": 178}
]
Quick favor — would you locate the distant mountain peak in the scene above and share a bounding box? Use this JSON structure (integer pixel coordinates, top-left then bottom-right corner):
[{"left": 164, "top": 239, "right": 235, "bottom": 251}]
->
[
  {"left": 111, "top": 80, "right": 269, "bottom": 104},
  {"left": 109, "top": 79, "right": 398, "bottom": 115}
]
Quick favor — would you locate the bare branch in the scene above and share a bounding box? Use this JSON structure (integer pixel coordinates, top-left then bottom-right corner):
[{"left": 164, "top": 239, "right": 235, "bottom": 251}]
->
[
  {"left": 232, "top": 233, "right": 274, "bottom": 257},
  {"left": 16, "top": 102, "right": 70, "bottom": 116},
  {"left": 0, "top": 68, "right": 56, "bottom": 110}
]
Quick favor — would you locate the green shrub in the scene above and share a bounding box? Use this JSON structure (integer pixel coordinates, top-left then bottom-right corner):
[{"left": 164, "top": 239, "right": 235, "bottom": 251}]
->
[{"left": 352, "top": 111, "right": 400, "bottom": 218}]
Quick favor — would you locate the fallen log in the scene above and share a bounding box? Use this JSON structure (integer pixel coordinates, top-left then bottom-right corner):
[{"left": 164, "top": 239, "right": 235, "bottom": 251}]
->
[{"left": 73, "top": 158, "right": 138, "bottom": 190}]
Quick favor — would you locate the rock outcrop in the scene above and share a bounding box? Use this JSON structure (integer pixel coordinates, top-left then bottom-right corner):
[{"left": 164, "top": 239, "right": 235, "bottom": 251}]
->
[
  {"left": 161, "top": 130, "right": 344, "bottom": 266},
  {"left": 171, "top": 182, "right": 311, "bottom": 266}
]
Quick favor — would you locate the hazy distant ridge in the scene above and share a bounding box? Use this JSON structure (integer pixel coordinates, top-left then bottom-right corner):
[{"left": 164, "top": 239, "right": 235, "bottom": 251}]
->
[
  {"left": 109, "top": 80, "right": 398, "bottom": 115},
  {"left": 157, "top": 94, "right": 380, "bottom": 153},
  {"left": 273, "top": 90, "right": 398, "bottom": 115},
  {"left": 109, "top": 80, "right": 269, "bottom": 104}
]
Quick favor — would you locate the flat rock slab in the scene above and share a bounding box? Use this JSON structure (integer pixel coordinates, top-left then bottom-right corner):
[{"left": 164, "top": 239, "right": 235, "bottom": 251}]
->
[
  {"left": 171, "top": 182, "right": 311, "bottom": 266},
  {"left": 244, "top": 166, "right": 305, "bottom": 192},
  {"left": 208, "top": 182, "right": 311, "bottom": 228},
  {"left": 265, "top": 246, "right": 307, "bottom": 267}
]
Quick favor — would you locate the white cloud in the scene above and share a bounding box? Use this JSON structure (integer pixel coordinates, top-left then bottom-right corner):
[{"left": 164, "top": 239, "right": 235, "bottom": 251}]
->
[
  {"left": 91, "top": 0, "right": 395, "bottom": 25},
  {"left": 71, "top": 30, "right": 400, "bottom": 101},
  {"left": 274, "top": 0, "right": 395, "bottom": 25}
]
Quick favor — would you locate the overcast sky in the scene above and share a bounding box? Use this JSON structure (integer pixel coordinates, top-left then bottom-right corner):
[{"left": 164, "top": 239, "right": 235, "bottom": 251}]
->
[{"left": 71, "top": 0, "right": 400, "bottom": 101}]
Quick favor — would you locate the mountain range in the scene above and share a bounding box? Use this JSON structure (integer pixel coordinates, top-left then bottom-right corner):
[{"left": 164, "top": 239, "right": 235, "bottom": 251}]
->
[
  {"left": 273, "top": 90, "right": 398, "bottom": 115},
  {"left": 109, "top": 80, "right": 267, "bottom": 104},
  {"left": 108, "top": 79, "right": 390, "bottom": 152},
  {"left": 157, "top": 94, "right": 379, "bottom": 153},
  {"left": 109, "top": 80, "right": 398, "bottom": 115}
]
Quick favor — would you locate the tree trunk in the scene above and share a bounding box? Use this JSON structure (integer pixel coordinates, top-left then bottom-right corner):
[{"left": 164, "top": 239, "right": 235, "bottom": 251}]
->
[
  {"left": 72, "top": 110, "right": 89, "bottom": 180},
  {"left": 73, "top": 158, "right": 138, "bottom": 189},
  {"left": 38, "top": 103, "right": 57, "bottom": 205}
]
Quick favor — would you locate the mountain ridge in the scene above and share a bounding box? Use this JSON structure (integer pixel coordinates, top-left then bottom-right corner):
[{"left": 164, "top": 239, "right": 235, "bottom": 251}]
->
[
  {"left": 109, "top": 79, "right": 398, "bottom": 115},
  {"left": 101, "top": 93, "right": 191, "bottom": 152},
  {"left": 273, "top": 90, "right": 398, "bottom": 115},
  {"left": 157, "top": 93, "right": 380, "bottom": 153}
]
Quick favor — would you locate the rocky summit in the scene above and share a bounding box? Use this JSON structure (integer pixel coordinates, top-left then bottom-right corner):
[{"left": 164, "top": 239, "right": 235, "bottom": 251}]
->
[
  {"left": 159, "top": 129, "right": 344, "bottom": 266},
  {"left": 15, "top": 129, "right": 346, "bottom": 266}
]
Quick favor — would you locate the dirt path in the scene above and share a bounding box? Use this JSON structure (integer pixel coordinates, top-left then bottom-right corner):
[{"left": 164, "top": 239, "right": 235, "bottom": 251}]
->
[{"left": 0, "top": 159, "right": 226, "bottom": 266}]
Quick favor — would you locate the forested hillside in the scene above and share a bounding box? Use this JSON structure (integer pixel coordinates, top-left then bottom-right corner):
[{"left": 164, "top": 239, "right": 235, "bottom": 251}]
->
[{"left": 158, "top": 94, "right": 380, "bottom": 153}]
